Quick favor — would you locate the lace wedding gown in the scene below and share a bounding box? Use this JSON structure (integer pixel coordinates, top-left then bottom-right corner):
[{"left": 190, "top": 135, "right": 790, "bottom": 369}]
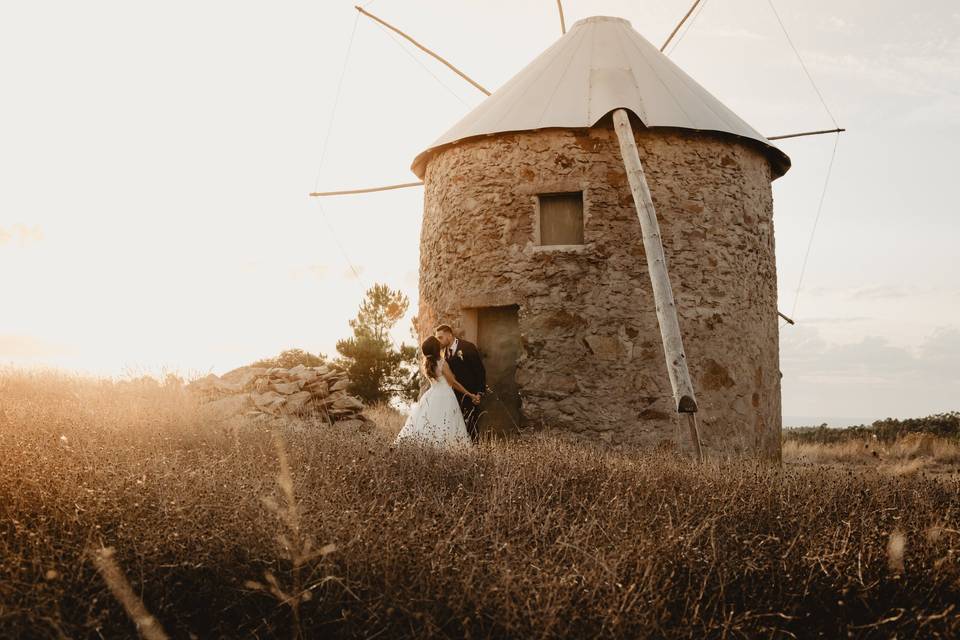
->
[{"left": 395, "top": 360, "right": 472, "bottom": 449}]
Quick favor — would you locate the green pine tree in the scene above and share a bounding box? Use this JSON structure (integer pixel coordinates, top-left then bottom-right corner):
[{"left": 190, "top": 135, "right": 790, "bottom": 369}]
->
[{"left": 336, "top": 284, "right": 418, "bottom": 404}]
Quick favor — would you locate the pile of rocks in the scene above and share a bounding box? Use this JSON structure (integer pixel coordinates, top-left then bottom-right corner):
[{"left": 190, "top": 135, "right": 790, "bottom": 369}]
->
[{"left": 187, "top": 363, "right": 367, "bottom": 426}]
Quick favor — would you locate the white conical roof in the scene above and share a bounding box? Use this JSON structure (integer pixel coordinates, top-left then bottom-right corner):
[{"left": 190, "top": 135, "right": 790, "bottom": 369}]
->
[{"left": 411, "top": 16, "right": 789, "bottom": 178}]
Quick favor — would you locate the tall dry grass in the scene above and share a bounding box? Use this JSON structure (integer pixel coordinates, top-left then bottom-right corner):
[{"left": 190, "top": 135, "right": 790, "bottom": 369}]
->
[
  {"left": 783, "top": 433, "right": 960, "bottom": 469},
  {"left": 363, "top": 402, "right": 407, "bottom": 439},
  {"left": 2, "top": 368, "right": 960, "bottom": 638}
]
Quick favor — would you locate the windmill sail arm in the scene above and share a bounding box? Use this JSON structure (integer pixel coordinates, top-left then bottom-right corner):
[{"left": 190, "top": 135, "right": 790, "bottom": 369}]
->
[
  {"left": 767, "top": 128, "right": 845, "bottom": 141},
  {"left": 309, "top": 182, "right": 423, "bottom": 197}
]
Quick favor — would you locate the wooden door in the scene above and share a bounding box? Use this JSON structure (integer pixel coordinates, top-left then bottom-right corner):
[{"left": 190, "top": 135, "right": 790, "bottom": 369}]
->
[{"left": 476, "top": 305, "right": 521, "bottom": 436}]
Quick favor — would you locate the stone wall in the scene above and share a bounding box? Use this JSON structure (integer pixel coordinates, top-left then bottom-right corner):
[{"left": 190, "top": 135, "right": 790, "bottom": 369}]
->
[
  {"left": 417, "top": 124, "right": 782, "bottom": 460},
  {"left": 187, "top": 364, "right": 368, "bottom": 429}
]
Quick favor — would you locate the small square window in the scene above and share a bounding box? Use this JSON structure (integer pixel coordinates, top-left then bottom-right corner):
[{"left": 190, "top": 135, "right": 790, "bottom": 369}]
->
[{"left": 538, "top": 192, "right": 584, "bottom": 246}]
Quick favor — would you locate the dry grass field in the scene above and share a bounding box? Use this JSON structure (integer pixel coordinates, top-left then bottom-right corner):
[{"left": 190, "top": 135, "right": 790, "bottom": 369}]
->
[
  {"left": 783, "top": 413, "right": 960, "bottom": 479},
  {"left": 784, "top": 436, "right": 960, "bottom": 476},
  {"left": 2, "top": 369, "right": 959, "bottom": 639}
]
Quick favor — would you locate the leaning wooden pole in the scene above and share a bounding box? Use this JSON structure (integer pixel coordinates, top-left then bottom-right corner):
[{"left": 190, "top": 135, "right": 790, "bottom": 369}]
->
[{"left": 612, "top": 109, "right": 702, "bottom": 462}]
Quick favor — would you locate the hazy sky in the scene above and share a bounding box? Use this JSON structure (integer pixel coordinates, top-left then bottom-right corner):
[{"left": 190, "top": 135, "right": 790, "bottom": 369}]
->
[{"left": 2, "top": 1, "right": 958, "bottom": 423}]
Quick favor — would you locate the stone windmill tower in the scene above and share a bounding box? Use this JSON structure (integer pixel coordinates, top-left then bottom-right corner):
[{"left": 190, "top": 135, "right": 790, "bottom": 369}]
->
[{"left": 409, "top": 16, "right": 791, "bottom": 459}]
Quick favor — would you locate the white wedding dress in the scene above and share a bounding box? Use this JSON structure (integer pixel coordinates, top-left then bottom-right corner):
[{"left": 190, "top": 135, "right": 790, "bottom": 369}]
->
[{"left": 395, "top": 360, "right": 472, "bottom": 449}]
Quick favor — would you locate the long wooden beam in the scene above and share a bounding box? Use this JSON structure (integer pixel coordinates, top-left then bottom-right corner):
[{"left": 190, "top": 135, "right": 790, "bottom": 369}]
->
[
  {"left": 767, "top": 127, "right": 845, "bottom": 141},
  {"left": 309, "top": 181, "right": 423, "bottom": 197},
  {"left": 777, "top": 311, "right": 796, "bottom": 325},
  {"left": 556, "top": 0, "right": 566, "bottom": 34},
  {"left": 661, "top": 0, "right": 703, "bottom": 52},
  {"left": 355, "top": 6, "right": 491, "bottom": 96},
  {"left": 612, "top": 108, "right": 702, "bottom": 462}
]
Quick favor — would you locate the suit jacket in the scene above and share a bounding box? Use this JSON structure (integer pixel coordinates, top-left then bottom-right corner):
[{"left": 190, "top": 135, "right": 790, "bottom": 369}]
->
[{"left": 443, "top": 339, "right": 486, "bottom": 397}]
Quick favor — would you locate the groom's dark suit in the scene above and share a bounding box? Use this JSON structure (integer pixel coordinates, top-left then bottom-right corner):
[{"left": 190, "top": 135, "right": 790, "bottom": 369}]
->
[{"left": 443, "top": 339, "right": 486, "bottom": 441}]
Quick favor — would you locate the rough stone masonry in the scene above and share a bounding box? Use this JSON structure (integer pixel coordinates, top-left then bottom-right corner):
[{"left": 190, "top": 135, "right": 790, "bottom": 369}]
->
[
  {"left": 416, "top": 123, "right": 782, "bottom": 460},
  {"left": 187, "top": 363, "right": 368, "bottom": 430}
]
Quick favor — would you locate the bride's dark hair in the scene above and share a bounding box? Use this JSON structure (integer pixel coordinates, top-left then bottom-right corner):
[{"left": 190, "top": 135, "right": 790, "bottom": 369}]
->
[{"left": 420, "top": 336, "right": 442, "bottom": 380}]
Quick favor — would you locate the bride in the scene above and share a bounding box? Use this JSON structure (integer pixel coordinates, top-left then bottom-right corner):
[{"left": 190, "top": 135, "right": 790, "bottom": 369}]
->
[{"left": 395, "top": 336, "right": 479, "bottom": 449}]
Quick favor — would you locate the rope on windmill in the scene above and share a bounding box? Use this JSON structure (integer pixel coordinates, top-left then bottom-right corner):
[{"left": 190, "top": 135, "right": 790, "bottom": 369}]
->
[
  {"left": 788, "top": 132, "right": 841, "bottom": 323},
  {"left": 759, "top": 0, "right": 843, "bottom": 327},
  {"left": 766, "top": 0, "right": 839, "bottom": 129},
  {"left": 354, "top": 5, "right": 490, "bottom": 96},
  {"left": 661, "top": 0, "right": 704, "bottom": 52},
  {"left": 312, "top": 11, "right": 367, "bottom": 291},
  {"left": 374, "top": 21, "right": 472, "bottom": 108},
  {"left": 313, "top": 12, "right": 360, "bottom": 191}
]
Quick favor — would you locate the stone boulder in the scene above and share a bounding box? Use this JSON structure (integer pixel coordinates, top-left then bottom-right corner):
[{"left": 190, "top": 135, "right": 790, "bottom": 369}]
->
[{"left": 187, "top": 361, "right": 367, "bottom": 426}]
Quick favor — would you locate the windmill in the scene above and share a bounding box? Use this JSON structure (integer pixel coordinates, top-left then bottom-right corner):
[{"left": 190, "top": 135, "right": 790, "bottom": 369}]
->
[{"left": 311, "top": 2, "right": 843, "bottom": 461}]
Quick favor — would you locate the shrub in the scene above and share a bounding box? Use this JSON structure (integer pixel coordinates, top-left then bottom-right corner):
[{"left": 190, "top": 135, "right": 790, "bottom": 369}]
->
[{"left": 785, "top": 412, "right": 960, "bottom": 445}]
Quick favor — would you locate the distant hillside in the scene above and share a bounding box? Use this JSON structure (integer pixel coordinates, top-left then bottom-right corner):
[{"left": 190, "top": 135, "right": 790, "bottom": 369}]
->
[{"left": 784, "top": 411, "right": 960, "bottom": 444}]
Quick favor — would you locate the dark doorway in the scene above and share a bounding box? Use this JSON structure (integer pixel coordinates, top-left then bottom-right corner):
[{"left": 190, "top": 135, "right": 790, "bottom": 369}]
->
[{"left": 476, "top": 305, "right": 522, "bottom": 437}]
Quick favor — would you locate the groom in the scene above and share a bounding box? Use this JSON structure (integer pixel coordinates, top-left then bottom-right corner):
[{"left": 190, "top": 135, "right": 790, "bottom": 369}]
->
[{"left": 434, "top": 324, "right": 486, "bottom": 442}]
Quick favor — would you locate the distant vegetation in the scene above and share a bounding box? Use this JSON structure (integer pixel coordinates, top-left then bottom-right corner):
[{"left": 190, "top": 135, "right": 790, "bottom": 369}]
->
[
  {"left": 2, "top": 370, "right": 959, "bottom": 638},
  {"left": 246, "top": 283, "right": 419, "bottom": 405},
  {"left": 785, "top": 412, "right": 960, "bottom": 444},
  {"left": 250, "top": 348, "right": 327, "bottom": 369},
  {"left": 783, "top": 412, "right": 960, "bottom": 469}
]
